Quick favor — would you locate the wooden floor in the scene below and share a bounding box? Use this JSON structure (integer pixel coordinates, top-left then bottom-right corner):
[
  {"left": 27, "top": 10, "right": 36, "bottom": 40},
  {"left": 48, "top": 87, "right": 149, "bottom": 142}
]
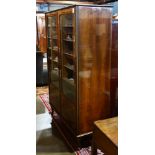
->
[{"left": 36, "top": 86, "right": 49, "bottom": 95}]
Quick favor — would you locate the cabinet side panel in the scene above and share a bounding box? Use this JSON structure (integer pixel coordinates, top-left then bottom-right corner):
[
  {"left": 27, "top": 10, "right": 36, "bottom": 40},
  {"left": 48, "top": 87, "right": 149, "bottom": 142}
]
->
[
  {"left": 110, "top": 19, "right": 118, "bottom": 117},
  {"left": 78, "top": 6, "right": 112, "bottom": 134}
]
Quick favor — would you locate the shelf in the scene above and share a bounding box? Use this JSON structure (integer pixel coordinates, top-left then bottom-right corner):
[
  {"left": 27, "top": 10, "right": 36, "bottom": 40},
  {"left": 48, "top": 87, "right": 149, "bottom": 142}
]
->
[
  {"left": 52, "top": 37, "right": 58, "bottom": 40},
  {"left": 63, "top": 25, "right": 73, "bottom": 28},
  {"left": 64, "top": 53, "right": 74, "bottom": 59},
  {"left": 52, "top": 60, "right": 58, "bottom": 63},
  {"left": 64, "top": 65, "right": 74, "bottom": 71},
  {"left": 53, "top": 67, "right": 59, "bottom": 71},
  {"left": 63, "top": 39, "right": 74, "bottom": 42}
]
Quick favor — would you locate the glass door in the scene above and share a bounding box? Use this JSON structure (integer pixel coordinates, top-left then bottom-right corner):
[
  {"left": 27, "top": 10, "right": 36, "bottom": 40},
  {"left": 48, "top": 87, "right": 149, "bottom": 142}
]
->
[
  {"left": 47, "top": 14, "right": 61, "bottom": 113},
  {"left": 60, "top": 11, "right": 77, "bottom": 131}
]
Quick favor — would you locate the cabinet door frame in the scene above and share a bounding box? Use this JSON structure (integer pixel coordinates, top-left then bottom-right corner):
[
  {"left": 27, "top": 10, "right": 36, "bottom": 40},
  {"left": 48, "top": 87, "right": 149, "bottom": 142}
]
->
[
  {"left": 58, "top": 7, "right": 78, "bottom": 134},
  {"left": 46, "top": 12, "right": 61, "bottom": 114},
  {"left": 58, "top": 8, "right": 77, "bottom": 76}
]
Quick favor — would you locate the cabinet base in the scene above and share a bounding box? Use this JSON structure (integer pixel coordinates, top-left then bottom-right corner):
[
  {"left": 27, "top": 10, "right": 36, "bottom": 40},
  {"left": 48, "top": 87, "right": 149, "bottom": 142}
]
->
[{"left": 51, "top": 111, "right": 92, "bottom": 151}]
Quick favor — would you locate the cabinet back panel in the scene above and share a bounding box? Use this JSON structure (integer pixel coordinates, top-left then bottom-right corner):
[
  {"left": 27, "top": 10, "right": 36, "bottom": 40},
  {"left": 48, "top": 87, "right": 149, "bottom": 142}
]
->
[{"left": 77, "top": 6, "right": 112, "bottom": 134}]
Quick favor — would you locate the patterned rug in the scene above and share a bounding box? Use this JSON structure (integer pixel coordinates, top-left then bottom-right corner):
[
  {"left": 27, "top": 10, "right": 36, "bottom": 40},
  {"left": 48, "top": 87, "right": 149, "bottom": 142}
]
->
[
  {"left": 39, "top": 94, "right": 52, "bottom": 113},
  {"left": 75, "top": 147, "right": 104, "bottom": 155},
  {"left": 36, "top": 95, "right": 46, "bottom": 114}
]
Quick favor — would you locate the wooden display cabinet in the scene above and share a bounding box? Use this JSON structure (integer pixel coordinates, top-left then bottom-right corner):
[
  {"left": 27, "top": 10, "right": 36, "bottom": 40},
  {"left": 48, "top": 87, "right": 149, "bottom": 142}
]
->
[{"left": 46, "top": 5, "right": 117, "bottom": 144}]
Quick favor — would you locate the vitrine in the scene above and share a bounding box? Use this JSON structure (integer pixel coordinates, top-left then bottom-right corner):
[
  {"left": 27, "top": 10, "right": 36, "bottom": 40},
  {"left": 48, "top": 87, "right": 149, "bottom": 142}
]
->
[{"left": 46, "top": 5, "right": 117, "bottom": 140}]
